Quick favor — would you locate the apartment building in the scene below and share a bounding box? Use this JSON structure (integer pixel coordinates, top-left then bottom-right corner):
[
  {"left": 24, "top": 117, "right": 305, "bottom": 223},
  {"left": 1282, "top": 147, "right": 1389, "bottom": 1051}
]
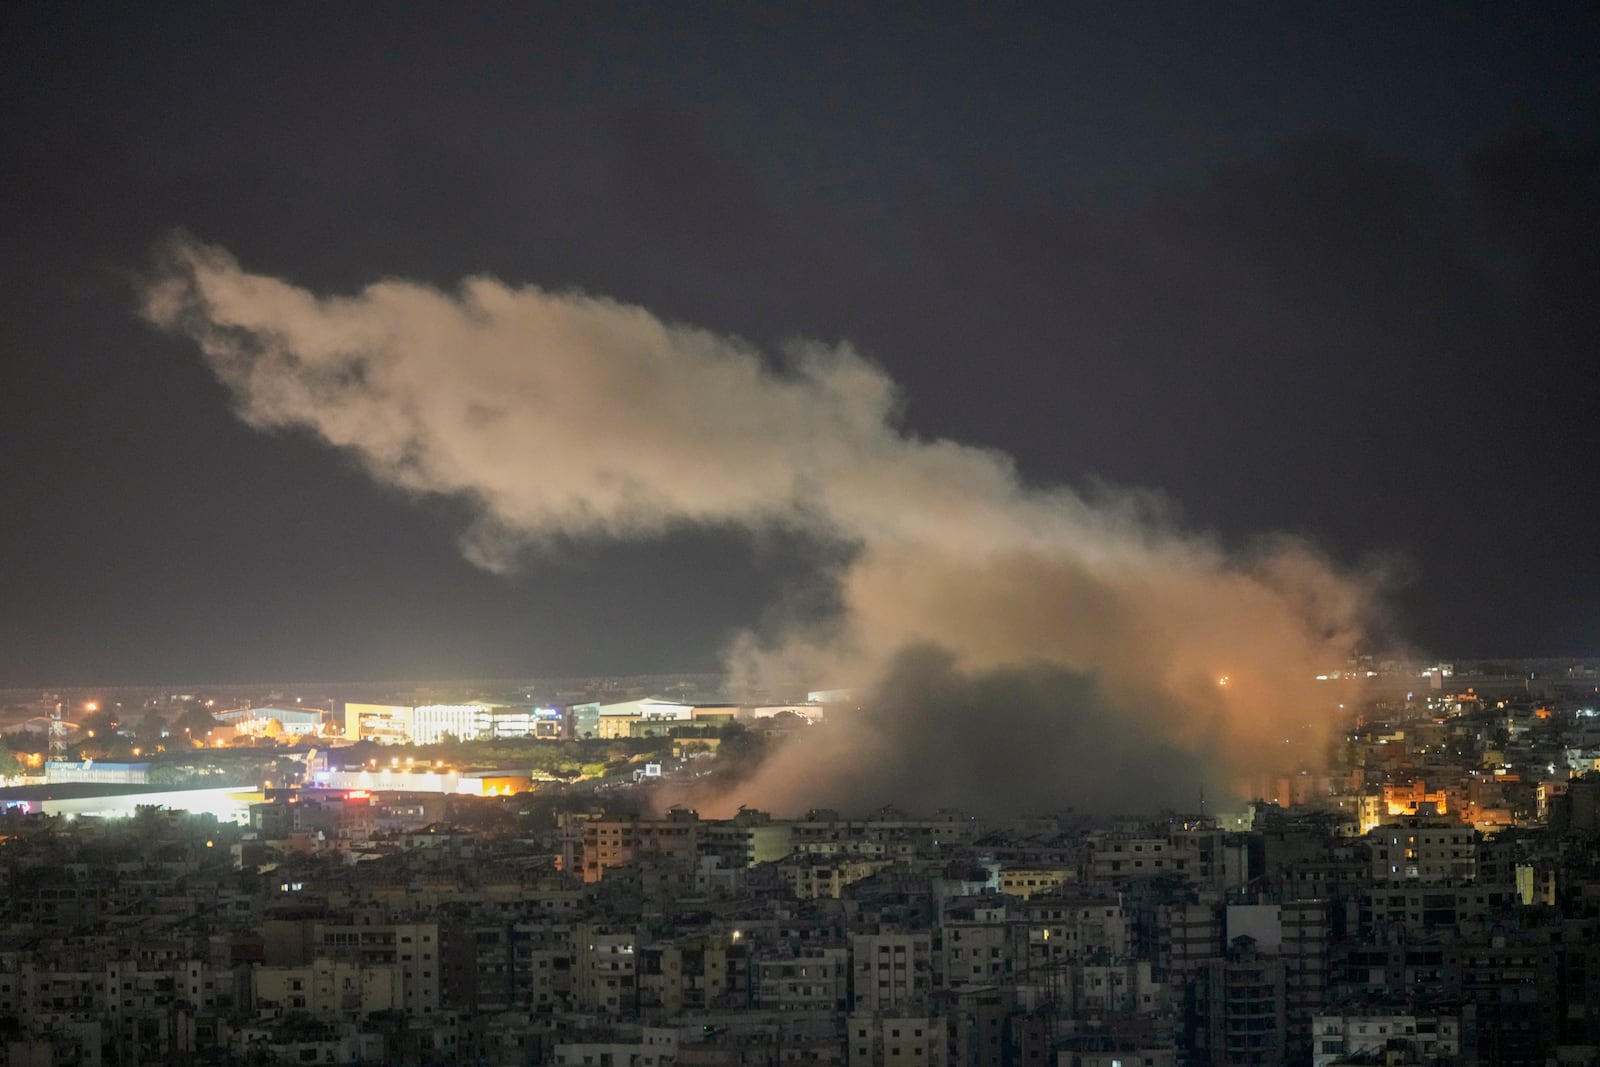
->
[{"left": 851, "top": 931, "right": 934, "bottom": 1012}]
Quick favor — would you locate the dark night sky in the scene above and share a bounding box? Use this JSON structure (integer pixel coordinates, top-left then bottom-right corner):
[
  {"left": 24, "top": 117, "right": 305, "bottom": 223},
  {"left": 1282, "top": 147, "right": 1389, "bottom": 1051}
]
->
[{"left": 2, "top": 4, "right": 1597, "bottom": 685}]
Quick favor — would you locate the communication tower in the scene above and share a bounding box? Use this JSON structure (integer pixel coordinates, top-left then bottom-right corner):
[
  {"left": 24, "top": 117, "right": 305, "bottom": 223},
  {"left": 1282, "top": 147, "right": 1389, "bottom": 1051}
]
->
[{"left": 49, "top": 702, "right": 68, "bottom": 763}]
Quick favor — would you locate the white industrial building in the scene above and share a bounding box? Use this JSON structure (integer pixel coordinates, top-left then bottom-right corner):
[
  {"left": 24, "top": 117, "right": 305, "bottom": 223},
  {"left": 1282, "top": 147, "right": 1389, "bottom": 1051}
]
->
[{"left": 342, "top": 702, "right": 565, "bottom": 744}]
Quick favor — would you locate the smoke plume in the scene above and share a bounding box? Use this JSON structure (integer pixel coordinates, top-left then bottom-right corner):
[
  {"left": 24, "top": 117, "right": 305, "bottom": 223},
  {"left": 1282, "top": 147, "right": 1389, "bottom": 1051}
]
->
[{"left": 144, "top": 236, "right": 1378, "bottom": 815}]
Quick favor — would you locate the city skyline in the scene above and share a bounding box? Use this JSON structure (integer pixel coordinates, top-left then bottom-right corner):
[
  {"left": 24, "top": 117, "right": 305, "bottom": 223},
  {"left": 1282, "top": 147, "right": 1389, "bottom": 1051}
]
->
[{"left": 4, "top": 5, "right": 1599, "bottom": 687}]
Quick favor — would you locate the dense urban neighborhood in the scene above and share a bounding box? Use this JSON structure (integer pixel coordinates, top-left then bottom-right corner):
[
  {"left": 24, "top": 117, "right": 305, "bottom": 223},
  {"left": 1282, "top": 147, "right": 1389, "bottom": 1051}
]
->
[{"left": 2, "top": 662, "right": 1600, "bottom": 1065}]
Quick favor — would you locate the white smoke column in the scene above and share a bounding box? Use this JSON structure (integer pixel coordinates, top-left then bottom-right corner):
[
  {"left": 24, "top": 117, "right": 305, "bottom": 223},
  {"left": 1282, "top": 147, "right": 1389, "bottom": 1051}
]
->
[{"left": 144, "top": 236, "right": 1377, "bottom": 814}]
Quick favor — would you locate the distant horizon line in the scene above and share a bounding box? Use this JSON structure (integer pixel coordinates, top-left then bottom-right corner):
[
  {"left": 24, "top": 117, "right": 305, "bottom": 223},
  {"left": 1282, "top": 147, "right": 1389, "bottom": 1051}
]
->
[
  {"left": 0, "top": 671, "right": 734, "bottom": 701},
  {"left": 5, "top": 652, "right": 1600, "bottom": 700}
]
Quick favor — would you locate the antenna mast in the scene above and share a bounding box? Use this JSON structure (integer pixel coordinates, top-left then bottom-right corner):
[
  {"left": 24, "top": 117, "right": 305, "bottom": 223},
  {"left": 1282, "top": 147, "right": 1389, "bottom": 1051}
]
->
[{"left": 49, "top": 701, "right": 68, "bottom": 763}]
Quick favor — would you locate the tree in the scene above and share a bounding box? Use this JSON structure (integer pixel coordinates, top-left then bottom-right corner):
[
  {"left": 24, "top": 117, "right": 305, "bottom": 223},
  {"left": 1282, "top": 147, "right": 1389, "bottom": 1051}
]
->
[
  {"left": 148, "top": 764, "right": 189, "bottom": 786},
  {"left": 764, "top": 711, "right": 809, "bottom": 731},
  {"left": 174, "top": 704, "right": 221, "bottom": 741},
  {"left": 711, "top": 722, "right": 769, "bottom": 780},
  {"left": 0, "top": 750, "right": 23, "bottom": 778},
  {"left": 79, "top": 709, "right": 117, "bottom": 740},
  {"left": 138, "top": 712, "right": 169, "bottom": 747}
]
